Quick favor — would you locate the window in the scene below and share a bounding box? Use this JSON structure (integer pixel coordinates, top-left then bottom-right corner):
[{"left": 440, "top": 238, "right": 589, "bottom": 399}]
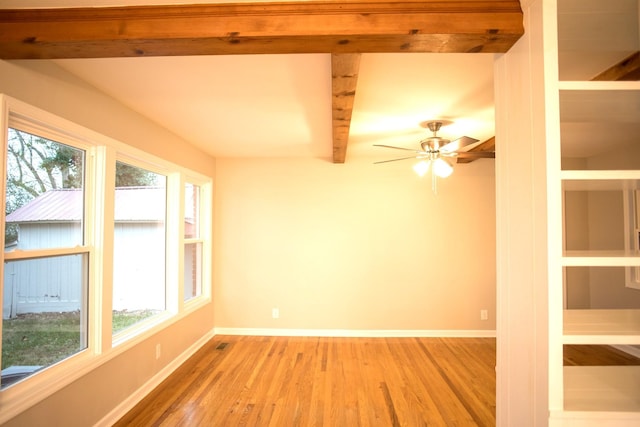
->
[
  {"left": 0, "top": 95, "right": 211, "bottom": 420},
  {"left": 2, "top": 126, "right": 88, "bottom": 389},
  {"left": 184, "top": 182, "right": 203, "bottom": 301},
  {"left": 112, "top": 162, "right": 167, "bottom": 334}
]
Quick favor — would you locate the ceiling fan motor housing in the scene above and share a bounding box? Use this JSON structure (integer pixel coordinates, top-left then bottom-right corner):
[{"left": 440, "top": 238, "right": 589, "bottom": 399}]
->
[{"left": 420, "top": 136, "right": 450, "bottom": 152}]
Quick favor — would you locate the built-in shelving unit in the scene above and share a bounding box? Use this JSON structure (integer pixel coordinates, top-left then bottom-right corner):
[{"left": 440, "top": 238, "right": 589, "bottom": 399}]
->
[{"left": 552, "top": 0, "right": 640, "bottom": 422}]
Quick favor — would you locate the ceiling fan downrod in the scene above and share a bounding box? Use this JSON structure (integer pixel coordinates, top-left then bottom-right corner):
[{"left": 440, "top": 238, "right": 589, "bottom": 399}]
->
[
  {"left": 426, "top": 121, "right": 443, "bottom": 135},
  {"left": 421, "top": 121, "right": 449, "bottom": 152}
]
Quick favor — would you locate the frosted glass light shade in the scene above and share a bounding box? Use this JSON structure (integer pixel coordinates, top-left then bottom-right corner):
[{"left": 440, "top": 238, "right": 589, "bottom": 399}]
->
[
  {"left": 413, "top": 160, "right": 430, "bottom": 177},
  {"left": 433, "top": 158, "right": 453, "bottom": 178}
]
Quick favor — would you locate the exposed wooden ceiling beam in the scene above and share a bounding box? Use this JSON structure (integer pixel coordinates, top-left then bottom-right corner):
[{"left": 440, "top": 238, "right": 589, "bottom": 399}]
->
[
  {"left": 0, "top": 1, "right": 524, "bottom": 59},
  {"left": 0, "top": 1, "right": 522, "bottom": 164},
  {"left": 331, "top": 53, "right": 361, "bottom": 164},
  {"left": 457, "top": 136, "right": 495, "bottom": 163},
  {"left": 591, "top": 51, "right": 640, "bottom": 81}
]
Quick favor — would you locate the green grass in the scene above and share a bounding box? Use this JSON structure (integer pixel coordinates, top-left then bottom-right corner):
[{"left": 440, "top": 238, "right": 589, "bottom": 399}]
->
[
  {"left": 112, "top": 309, "right": 159, "bottom": 333},
  {"left": 2, "top": 310, "right": 157, "bottom": 370},
  {"left": 2, "top": 312, "right": 82, "bottom": 368}
]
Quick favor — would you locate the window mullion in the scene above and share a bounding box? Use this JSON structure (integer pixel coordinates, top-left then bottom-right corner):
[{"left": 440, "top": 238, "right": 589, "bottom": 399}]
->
[
  {"left": 3, "top": 246, "right": 89, "bottom": 261},
  {"left": 92, "top": 146, "right": 116, "bottom": 353},
  {"left": 0, "top": 95, "right": 9, "bottom": 374},
  {"left": 166, "top": 173, "right": 184, "bottom": 312}
]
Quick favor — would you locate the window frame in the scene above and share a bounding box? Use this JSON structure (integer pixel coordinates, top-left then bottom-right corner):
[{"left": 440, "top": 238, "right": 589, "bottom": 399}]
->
[
  {"left": 111, "top": 155, "right": 170, "bottom": 343},
  {"left": 0, "top": 95, "right": 212, "bottom": 423},
  {"left": 624, "top": 189, "right": 640, "bottom": 290}
]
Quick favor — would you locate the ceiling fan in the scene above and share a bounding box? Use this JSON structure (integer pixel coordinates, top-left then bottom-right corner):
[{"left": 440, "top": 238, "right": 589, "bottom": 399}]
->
[{"left": 374, "top": 120, "right": 495, "bottom": 192}]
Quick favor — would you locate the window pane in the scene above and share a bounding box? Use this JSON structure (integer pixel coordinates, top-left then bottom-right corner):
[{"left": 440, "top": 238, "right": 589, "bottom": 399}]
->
[
  {"left": 5, "top": 128, "right": 85, "bottom": 251},
  {"left": 184, "top": 242, "right": 202, "bottom": 301},
  {"left": 112, "top": 162, "right": 166, "bottom": 334},
  {"left": 2, "top": 253, "right": 88, "bottom": 389},
  {"left": 185, "top": 183, "right": 199, "bottom": 239}
]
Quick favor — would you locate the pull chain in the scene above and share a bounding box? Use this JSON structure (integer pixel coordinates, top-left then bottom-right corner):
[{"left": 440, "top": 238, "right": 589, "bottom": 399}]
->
[{"left": 431, "top": 170, "right": 438, "bottom": 195}]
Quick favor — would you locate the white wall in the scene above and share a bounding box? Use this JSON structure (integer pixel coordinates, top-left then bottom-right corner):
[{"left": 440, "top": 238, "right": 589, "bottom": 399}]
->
[
  {"left": 214, "top": 155, "right": 496, "bottom": 333},
  {"left": 494, "top": 0, "right": 553, "bottom": 423}
]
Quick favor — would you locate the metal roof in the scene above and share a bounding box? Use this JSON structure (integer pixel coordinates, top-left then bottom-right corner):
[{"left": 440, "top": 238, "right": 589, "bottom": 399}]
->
[{"left": 6, "top": 187, "right": 167, "bottom": 223}]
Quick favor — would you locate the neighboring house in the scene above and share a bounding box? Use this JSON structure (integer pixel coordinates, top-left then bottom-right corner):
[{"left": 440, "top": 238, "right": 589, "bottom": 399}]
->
[{"left": 2, "top": 187, "right": 174, "bottom": 319}]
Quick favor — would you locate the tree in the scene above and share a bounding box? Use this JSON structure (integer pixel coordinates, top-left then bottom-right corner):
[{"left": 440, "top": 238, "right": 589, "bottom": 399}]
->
[
  {"left": 5, "top": 129, "right": 83, "bottom": 244},
  {"left": 4, "top": 128, "right": 155, "bottom": 244},
  {"left": 6, "top": 129, "right": 81, "bottom": 195},
  {"left": 115, "top": 161, "right": 155, "bottom": 187},
  {"left": 40, "top": 144, "right": 83, "bottom": 189}
]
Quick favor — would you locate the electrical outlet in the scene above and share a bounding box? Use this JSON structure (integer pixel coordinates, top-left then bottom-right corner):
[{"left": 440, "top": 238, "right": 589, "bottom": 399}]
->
[
  {"left": 156, "top": 343, "right": 161, "bottom": 360},
  {"left": 272, "top": 307, "right": 280, "bottom": 319},
  {"left": 480, "top": 309, "right": 488, "bottom": 321}
]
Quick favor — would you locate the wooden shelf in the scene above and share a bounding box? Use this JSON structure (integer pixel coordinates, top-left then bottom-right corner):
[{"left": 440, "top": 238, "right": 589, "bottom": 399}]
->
[
  {"left": 559, "top": 81, "right": 640, "bottom": 91},
  {"left": 561, "top": 171, "right": 640, "bottom": 191},
  {"left": 562, "top": 179, "right": 640, "bottom": 191},
  {"left": 562, "top": 252, "right": 640, "bottom": 266},
  {"left": 564, "top": 366, "right": 640, "bottom": 412},
  {"left": 563, "top": 309, "right": 640, "bottom": 344}
]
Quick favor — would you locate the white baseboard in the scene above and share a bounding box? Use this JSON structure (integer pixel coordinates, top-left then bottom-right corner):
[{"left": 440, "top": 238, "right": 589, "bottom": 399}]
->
[
  {"left": 612, "top": 344, "right": 640, "bottom": 359},
  {"left": 213, "top": 328, "right": 497, "bottom": 338},
  {"left": 95, "top": 329, "right": 216, "bottom": 427}
]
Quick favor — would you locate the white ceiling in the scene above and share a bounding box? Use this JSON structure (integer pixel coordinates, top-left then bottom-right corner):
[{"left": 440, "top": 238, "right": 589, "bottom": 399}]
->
[
  {"left": 53, "top": 53, "right": 497, "bottom": 161},
  {"left": 5, "top": 1, "right": 640, "bottom": 162},
  {"left": 3, "top": 0, "right": 499, "bottom": 162}
]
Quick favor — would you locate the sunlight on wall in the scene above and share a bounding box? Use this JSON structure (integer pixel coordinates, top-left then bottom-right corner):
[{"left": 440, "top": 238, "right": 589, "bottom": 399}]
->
[{"left": 214, "top": 156, "right": 496, "bottom": 331}]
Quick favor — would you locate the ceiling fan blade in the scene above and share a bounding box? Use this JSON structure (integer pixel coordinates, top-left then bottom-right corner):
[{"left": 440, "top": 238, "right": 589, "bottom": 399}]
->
[
  {"left": 373, "top": 144, "right": 422, "bottom": 153},
  {"left": 440, "top": 136, "right": 480, "bottom": 153},
  {"left": 455, "top": 151, "right": 495, "bottom": 159},
  {"left": 374, "top": 155, "right": 419, "bottom": 164}
]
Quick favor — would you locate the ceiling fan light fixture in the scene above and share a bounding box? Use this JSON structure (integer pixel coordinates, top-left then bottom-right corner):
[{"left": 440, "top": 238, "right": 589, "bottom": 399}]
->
[
  {"left": 413, "top": 160, "right": 430, "bottom": 177},
  {"left": 433, "top": 157, "right": 454, "bottom": 178}
]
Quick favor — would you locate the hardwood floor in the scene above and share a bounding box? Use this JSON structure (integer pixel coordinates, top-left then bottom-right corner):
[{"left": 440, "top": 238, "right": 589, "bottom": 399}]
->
[
  {"left": 114, "top": 336, "right": 497, "bottom": 426},
  {"left": 114, "top": 337, "right": 640, "bottom": 426}
]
